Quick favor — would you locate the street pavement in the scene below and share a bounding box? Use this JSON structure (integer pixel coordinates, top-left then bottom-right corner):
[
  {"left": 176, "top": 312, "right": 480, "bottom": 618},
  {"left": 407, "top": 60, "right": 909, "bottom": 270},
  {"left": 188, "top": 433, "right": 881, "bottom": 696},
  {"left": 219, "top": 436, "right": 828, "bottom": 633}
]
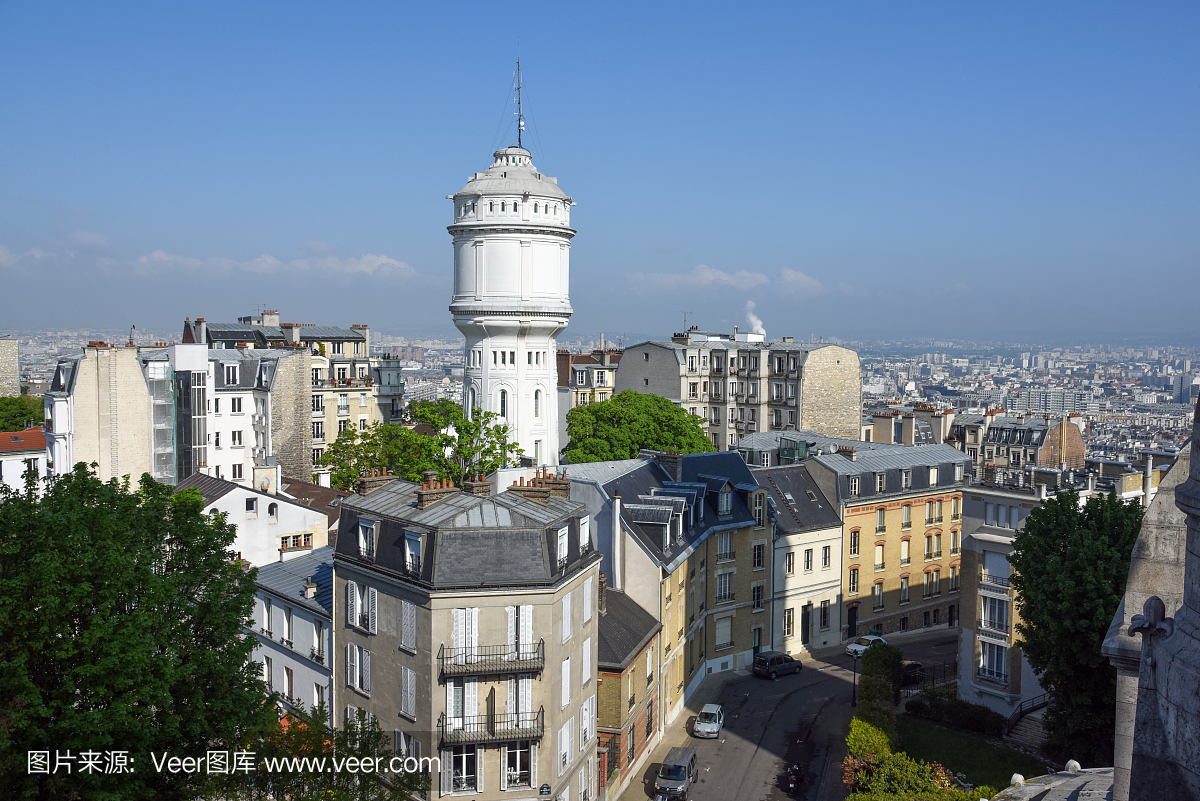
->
[{"left": 613, "top": 627, "right": 960, "bottom": 801}]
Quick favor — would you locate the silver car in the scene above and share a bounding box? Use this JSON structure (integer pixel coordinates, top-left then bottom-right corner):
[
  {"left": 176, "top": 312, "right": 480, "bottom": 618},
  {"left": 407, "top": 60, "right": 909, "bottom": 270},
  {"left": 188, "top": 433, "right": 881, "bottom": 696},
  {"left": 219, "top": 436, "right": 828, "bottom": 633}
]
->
[
  {"left": 845, "top": 635, "right": 887, "bottom": 658},
  {"left": 693, "top": 704, "right": 723, "bottom": 738}
]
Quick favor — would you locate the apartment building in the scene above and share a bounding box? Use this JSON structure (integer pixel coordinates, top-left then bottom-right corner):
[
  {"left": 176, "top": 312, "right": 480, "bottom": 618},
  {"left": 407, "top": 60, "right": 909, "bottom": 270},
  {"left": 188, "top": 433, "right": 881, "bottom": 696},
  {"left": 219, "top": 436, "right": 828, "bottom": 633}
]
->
[
  {"left": 181, "top": 312, "right": 381, "bottom": 469},
  {"left": 595, "top": 580, "right": 661, "bottom": 800},
  {"left": 612, "top": 328, "right": 861, "bottom": 447},
  {"left": 948, "top": 411, "right": 1086, "bottom": 478},
  {"left": 753, "top": 464, "right": 843, "bottom": 656},
  {"left": 0, "top": 427, "right": 47, "bottom": 492},
  {"left": 251, "top": 546, "right": 335, "bottom": 720},
  {"left": 807, "top": 445, "right": 973, "bottom": 640},
  {"left": 176, "top": 472, "right": 330, "bottom": 567},
  {"left": 333, "top": 472, "right": 601, "bottom": 801},
  {"left": 0, "top": 337, "right": 17, "bottom": 396},
  {"left": 557, "top": 349, "right": 622, "bottom": 409},
  {"left": 565, "top": 450, "right": 771, "bottom": 724}
]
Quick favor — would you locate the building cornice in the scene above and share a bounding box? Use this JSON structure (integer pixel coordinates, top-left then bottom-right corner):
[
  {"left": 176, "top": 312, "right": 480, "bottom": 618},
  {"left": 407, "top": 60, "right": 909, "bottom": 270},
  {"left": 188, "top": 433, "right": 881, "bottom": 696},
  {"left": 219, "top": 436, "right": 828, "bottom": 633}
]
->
[{"left": 447, "top": 223, "right": 576, "bottom": 240}]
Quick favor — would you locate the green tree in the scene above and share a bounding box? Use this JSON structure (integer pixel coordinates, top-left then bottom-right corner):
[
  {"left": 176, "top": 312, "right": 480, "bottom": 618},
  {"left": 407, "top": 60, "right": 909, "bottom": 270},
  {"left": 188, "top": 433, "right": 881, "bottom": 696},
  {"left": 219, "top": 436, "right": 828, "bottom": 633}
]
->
[
  {"left": 320, "top": 422, "right": 441, "bottom": 490},
  {"left": 1008, "top": 489, "right": 1143, "bottom": 765},
  {"left": 0, "top": 394, "right": 43, "bottom": 431},
  {"left": 222, "top": 704, "right": 428, "bottom": 801},
  {"left": 562, "top": 390, "right": 715, "bottom": 463},
  {"left": 0, "top": 464, "right": 278, "bottom": 800}
]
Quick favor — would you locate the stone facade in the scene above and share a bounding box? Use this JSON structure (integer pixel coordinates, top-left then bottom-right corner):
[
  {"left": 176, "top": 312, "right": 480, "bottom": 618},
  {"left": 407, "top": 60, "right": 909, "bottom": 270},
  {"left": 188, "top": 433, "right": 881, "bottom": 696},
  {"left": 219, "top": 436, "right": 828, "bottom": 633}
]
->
[
  {"left": 797, "top": 344, "right": 862, "bottom": 441},
  {"left": 0, "top": 338, "right": 18, "bottom": 397},
  {"left": 268, "top": 349, "right": 313, "bottom": 481}
]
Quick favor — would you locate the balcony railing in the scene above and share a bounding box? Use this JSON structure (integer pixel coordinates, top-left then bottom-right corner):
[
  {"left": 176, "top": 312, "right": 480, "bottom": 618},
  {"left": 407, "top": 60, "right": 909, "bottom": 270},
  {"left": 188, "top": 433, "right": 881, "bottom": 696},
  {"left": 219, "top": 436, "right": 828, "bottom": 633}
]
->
[
  {"left": 628, "top": 695, "right": 635, "bottom": 711},
  {"left": 438, "top": 640, "right": 545, "bottom": 677},
  {"left": 976, "top": 668, "right": 1007, "bottom": 685},
  {"left": 678, "top": 627, "right": 684, "bottom": 640},
  {"left": 309, "top": 648, "right": 326, "bottom": 665},
  {"left": 716, "top": 550, "right": 735, "bottom": 562},
  {"left": 874, "top": 562, "right": 885, "bottom": 571},
  {"left": 876, "top": 525, "right": 886, "bottom": 533},
  {"left": 980, "top": 572, "right": 1011, "bottom": 589},
  {"left": 925, "top": 518, "right": 935, "bottom": 526},
  {"left": 557, "top": 556, "right": 569, "bottom": 574},
  {"left": 950, "top": 547, "right": 960, "bottom": 556},
  {"left": 716, "top": 592, "right": 736, "bottom": 603},
  {"left": 902, "top": 522, "right": 912, "bottom": 530},
  {"left": 438, "top": 707, "right": 543, "bottom": 747},
  {"left": 900, "top": 557, "right": 911, "bottom": 566},
  {"left": 951, "top": 513, "right": 962, "bottom": 521},
  {"left": 313, "top": 378, "right": 374, "bottom": 389},
  {"left": 979, "top": 618, "right": 1010, "bottom": 635},
  {"left": 935, "top": 515, "right": 944, "bottom": 523}
]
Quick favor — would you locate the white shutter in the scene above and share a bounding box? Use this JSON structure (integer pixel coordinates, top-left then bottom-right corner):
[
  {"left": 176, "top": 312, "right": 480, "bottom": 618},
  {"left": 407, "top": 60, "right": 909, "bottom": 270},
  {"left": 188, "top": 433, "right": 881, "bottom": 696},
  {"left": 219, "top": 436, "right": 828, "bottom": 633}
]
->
[
  {"left": 346, "top": 703, "right": 357, "bottom": 725},
  {"left": 557, "top": 726, "right": 566, "bottom": 777},
  {"left": 446, "top": 679, "right": 455, "bottom": 729},
  {"left": 562, "top": 657, "right": 571, "bottom": 707},
  {"left": 562, "top": 593, "right": 572, "bottom": 641},
  {"left": 347, "top": 644, "right": 357, "bottom": 688},
  {"left": 402, "top": 601, "right": 416, "bottom": 649},
  {"left": 452, "top": 608, "right": 464, "bottom": 664},
  {"left": 579, "top": 766, "right": 586, "bottom": 801},
  {"left": 506, "top": 606, "right": 517, "bottom": 659},
  {"left": 520, "top": 605, "right": 533, "bottom": 650},
  {"left": 347, "top": 580, "right": 358, "bottom": 626},
  {"left": 507, "top": 674, "right": 516, "bottom": 721},
  {"left": 469, "top": 607, "right": 479, "bottom": 661},
  {"left": 440, "top": 749, "right": 452, "bottom": 795},
  {"left": 590, "top": 694, "right": 596, "bottom": 741},
  {"left": 368, "top": 587, "right": 378, "bottom": 634},
  {"left": 567, "top": 719, "right": 574, "bottom": 766},
  {"left": 362, "top": 650, "right": 370, "bottom": 694},
  {"left": 582, "top": 637, "right": 592, "bottom": 686},
  {"left": 579, "top": 699, "right": 587, "bottom": 748},
  {"left": 405, "top": 667, "right": 416, "bottom": 717},
  {"left": 520, "top": 674, "right": 532, "bottom": 728},
  {"left": 583, "top": 577, "right": 592, "bottom": 623},
  {"left": 478, "top": 742, "right": 485, "bottom": 792},
  {"left": 530, "top": 741, "right": 538, "bottom": 787},
  {"left": 500, "top": 745, "right": 508, "bottom": 791},
  {"left": 466, "top": 677, "right": 477, "bottom": 721}
]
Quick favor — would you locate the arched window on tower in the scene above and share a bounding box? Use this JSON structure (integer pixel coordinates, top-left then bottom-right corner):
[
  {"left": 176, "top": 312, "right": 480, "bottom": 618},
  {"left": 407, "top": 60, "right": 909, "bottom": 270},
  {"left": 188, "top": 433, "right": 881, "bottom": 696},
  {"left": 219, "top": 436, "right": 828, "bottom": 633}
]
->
[
  {"left": 500, "top": 202, "right": 506, "bottom": 212},
  {"left": 534, "top": 203, "right": 538, "bottom": 213},
  {"left": 469, "top": 387, "right": 476, "bottom": 418},
  {"left": 489, "top": 201, "right": 494, "bottom": 213},
  {"left": 534, "top": 390, "right": 541, "bottom": 418},
  {"left": 499, "top": 390, "right": 508, "bottom": 419}
]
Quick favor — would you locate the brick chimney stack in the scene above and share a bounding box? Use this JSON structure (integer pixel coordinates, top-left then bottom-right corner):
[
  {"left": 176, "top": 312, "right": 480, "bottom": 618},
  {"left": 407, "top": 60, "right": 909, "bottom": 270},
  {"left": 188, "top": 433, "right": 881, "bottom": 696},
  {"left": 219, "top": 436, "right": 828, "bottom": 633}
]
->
[{"left": 598, "top": 571, "right": 607, "bottom": 616}]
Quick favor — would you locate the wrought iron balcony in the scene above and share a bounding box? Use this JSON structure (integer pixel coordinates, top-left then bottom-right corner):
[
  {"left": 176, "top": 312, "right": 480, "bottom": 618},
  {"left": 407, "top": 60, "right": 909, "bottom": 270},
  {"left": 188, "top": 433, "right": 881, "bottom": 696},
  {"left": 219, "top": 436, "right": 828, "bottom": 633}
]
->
[
  {"left": 438, "top": 640, "right": 545, "bottom": 678},
  {"left": 980, "top": 572, "right": 1010, "bottom": 589},
  {"left": 438, "top": 707, "right": 543, "bottom": 746},
  {"left": 979, "top": 618, "right": 1010, "bottom": 635},
  {"left": 309, "top": 648, "right": 325, "bottom": 665},
  {"left": 874, "top": 562, "right": 885, "bottom": 571},
  {"left": 876, "top": 525, "right": 887, "bottom": 533},
  {"left": 976, "top": 667, "right": 1007, "bottom": 685},
  {"left": 900, "top": 557, "right": 911, "bottom": 566},
  {"left": 716, "top": 550, "right": 735, "bottom": 562}
]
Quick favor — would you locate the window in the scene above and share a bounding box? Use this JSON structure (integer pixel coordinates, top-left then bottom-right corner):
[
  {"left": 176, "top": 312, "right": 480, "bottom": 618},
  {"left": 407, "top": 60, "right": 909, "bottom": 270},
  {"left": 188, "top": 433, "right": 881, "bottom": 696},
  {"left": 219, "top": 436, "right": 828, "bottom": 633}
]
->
[
  {"left": 225, "top": 365, "right": 238, "bottom": 385},
  {"left": 452, "top": 744, "right": 477, "bottom": 792},
  {"left": 925, "top": 501, "right": 934, "bottom": 525},
  {"left": 214, "top": 431, "right": 221, "bottom": 448},
  {"left": 849, "top": 530, "right": 860, "bottom": 557},
  {"left": 872, "top": 582, "right": 883, "bottom": 610},
  {"left": 876, "top": 508, "right": 886, "bottom": 533},
  {"left": 783, "top": 607, "right": 794, "bottom": 638},
  {"left": 949, "top": 565, "right": 959, "bottom": 590},
  {"left": 848, "top": 568, "right": 859, "bottom": 595},
  {"left": 562, "top": 590, "right": 572, "bottom": 642},
  {"left": 346, "top": 644, "right": 370, "bottom": 693},
  {"left": 980, "top": 641, "right": 1007, "bottom": 682},
  {"left": 717, "top": 531, "right": 733, "bottom": 561},
  {"left": 534, "top": 390, "right": 541, "bottom": 418},
  {"left": 876, "top": 473, "right": 885, "bottom": 493},
  {"left": 358, "top": 522, "right": 375, "bottom": 559},
  {"left": 715, "top": 616, "right": 733, "bottom": 649},
  {"left": 901, "top": 538, "right": 910, "bottom": 565},
  {"left": 849, "top": 477, "right": 860, "bottom": 497},
  {"left": 923, "top": 571, "right": 934, "bottom": 598},
  {"left": 246, "top": 498, "right": 257, "bottom": 514},
  {"left": 284, "top": 666, "right": 294, "bottom": 698},
  {"left": 997, "top": 504, "right": 1008, "bottom": 528},
  {"left": 955, "top": 463, "right": 964, "bottom": 482},
  {"left": 716, "top": 573, "right": 733, "bottom": 602},
  {"left": 753, "top": 493, "right": 764, "bottom": 526},
  {"left": 315, "top": 682, "right": 324, "bottom": 709},
  {"left": 784, "top": 551, "right": 794, "bottom": 575},
  {"left": 874, "top": 543, "right": 884, "bottom": 571},
  {"left": 819, "top": 600, "right": 830, "bottom": 630},
  {"left": 900, "top": 576, "right": 910, "bottom": 603},
  {"left": 902, "top": 505, "right": 912, "bottom": 529},
  {"left": 985, "top": 503, "right": 994, "bottom": 526},
  {"left": 232, "top": 464, "right": 243, "bottom": 479},
  {"left": 822, "top": 545, "right": 831, "bottom": 568},
  {"left": 336, "top": 367, "right": 347, "bottom": 381},
  {"left": 929, "top": 466, "right": 938, "bottom": 485},
  {"left": 924, "top": 535, "right": 933, "bottom": 560},
  {"left": 263, "top": 656, "right": 272, "bottom": 690},
  {"left": 338, "top": 419, "right": 351, "bottom": 434},
  {"left": 401, "top": 600, "right": 417, "bottom": 650},
  {"left": 313, "top": 448, "right": 323, "bottom": 464},
  {"left": 312, "top": 394, "right": 324, "bottom": 412},
  {"left": 902, "top": 470, "right": 911, "bottom": 489},
  {"left": 499, "top": 390, "right": 508, "bottom": 418},
  {"left": 312, "top": 421, "right": 324, "bottom": 440},
  {"left": 231, "top": 430, "right": 242, "bottom": 446},
  {"left": 803, "top": 548, "right": 813, "bottom": 572},
  {"left": 231, "top": 396, "right": 243, "bottom": 413},
  {"left": 952, "top": 497, "right": 961, "bottom": 520}
]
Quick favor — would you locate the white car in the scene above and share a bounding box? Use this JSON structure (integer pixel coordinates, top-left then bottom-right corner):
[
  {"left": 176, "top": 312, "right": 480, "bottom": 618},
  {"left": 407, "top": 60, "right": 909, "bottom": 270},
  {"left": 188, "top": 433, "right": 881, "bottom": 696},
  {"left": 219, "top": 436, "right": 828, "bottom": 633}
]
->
[
  {"left": 845, "top": 635, "right": 887, "bottom": 658},
  {"left": 693, "top": 704, "right": 724, "bottom": 738}
]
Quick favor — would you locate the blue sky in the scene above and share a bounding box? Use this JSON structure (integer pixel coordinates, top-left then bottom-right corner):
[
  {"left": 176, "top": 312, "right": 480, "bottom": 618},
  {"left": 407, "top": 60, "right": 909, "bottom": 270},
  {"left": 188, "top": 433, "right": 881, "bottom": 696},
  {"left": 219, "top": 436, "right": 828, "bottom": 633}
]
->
[{"left": 1, "top": 2, "right": 1197, "bottom": 343}]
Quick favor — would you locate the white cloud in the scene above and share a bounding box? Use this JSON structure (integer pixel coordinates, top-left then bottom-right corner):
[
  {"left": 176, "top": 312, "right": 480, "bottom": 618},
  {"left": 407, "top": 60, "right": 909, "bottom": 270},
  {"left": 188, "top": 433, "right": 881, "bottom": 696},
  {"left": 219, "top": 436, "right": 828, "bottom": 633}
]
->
[
  {"left": 779, "top": 268, "right": 824, "bottom": 294},
  {"left": 635, "top": 263, "right": 769, "bottom": 291},
  {"left": 133, "top": 249, "right": 415, "bottom": 278}
]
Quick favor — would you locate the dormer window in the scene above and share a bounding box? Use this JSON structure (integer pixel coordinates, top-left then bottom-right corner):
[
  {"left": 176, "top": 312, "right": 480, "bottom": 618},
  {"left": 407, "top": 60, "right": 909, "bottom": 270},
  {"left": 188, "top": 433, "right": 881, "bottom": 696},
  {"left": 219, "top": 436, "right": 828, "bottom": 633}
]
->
[
  {"left": 718, "top": 490, "right": 732, "bottom": 516},
  {"left": 358, "top": 521, "right": 376, "bottom": 559},
  {"left": 404, "top": 532, "right": 421, "bottom": 573},
  {"left": 224, "top": 365, "right": 238, "bottom": 385}
]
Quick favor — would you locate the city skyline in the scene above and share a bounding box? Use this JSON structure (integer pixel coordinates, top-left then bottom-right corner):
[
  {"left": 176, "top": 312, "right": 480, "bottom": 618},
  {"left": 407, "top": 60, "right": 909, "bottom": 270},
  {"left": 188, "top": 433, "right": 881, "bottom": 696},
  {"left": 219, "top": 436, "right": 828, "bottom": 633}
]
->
[{"left": 1, "top": 3, "right": 1198, "bottom": 341}]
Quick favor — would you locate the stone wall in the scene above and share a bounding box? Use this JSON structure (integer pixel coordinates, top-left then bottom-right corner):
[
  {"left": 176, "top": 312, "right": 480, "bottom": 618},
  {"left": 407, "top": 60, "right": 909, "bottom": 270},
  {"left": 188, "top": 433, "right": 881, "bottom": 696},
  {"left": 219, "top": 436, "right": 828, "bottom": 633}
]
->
[
  {"left": 270, "top": 350, "right": 313, "bottom": 480},
  {"left": 69, "top": 346, "right": 154, "bottom": 482},
  {"left": 800, "top": 345, "right": 861, "bottom": 441},
  {"left": 0, "top": 338, "right": 17, "bottom": 397}
]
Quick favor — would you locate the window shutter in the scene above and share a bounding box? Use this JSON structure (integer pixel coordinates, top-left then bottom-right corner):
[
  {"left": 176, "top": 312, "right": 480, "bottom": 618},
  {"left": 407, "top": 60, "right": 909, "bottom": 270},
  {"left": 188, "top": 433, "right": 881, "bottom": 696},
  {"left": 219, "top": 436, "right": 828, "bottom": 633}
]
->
[
  {"left": 466, "top": 677, "right": 477, "bottom": 720},
  {"left": 558, "top": 726, "right": 566, "bottom": 776},
  {"left": 368, "top": 587, "right": 378, "bottom": 634},
  {"left": 506, "top": 606, "right": 516, "bottom": 659},
  {"left": 347, "top": 644, "right": 357, "bottom": 688},
  {"left": 394, "top": 729, "right": 403, "bottom": 756},
  {"left": 520, "top": 674, "right": 532, "bottom": 727},
  {"left": 406, "top": 668, "right": 416, "bottom": 717},
  {"left": 582, "top": 637, "right": 592, "bottom": 686},
  {"left": 583, "top": 577, "right": 592, "bottom": 623},
  {"left": 567, "top": 720, "right": 574, "bottom": 765},
  {"left": 469, "top": 607, "right": 479, "bottom": 660},
  {"left": 579, "top": 766, "right": 586, "bottom": 801},
  {"left": 520, "top": 605, "right": 533, "bottom": 650},
  {"left": 445, "top": 678, "right": 454, "bottom": 728},
  {"left": 440, "top": 749, "right": 452, "bottom": 795},
  {"left": 507, "top": 674, "right": 516, "bottom": 719},
  {"left": 500, "top": 745, "right": 508, "bottom": 790},
  {"left": 402, "top": 601, "right": 416, "bottom": 649},
  {"left": 530, "top": 741, "right": 538, "bottom": 787},
  {"left": 562, "top": 593, "right": 571, "bottom": 641},
  {"left": 346, "top": 703, "right": 357, "bottom": 725},
  {"left": 579, "top": 700, "right": 587, "bottom": 748},
  {"left": 346, "top": 580, "right": 357, "bottom": 626},
  {"left": 590, "top": 694, "right": 596, "bottom": 742},
  {"left": 477, "top": 741, "right": 485, "bottom": 792},
  {"left": 452, "top": 608, "right": 464, "bottom": 663},
  {"left": 362, "top": 650, "right": 370, "bottom": 694},
  {"left": 562, "top": 657, "right": 571, "bottom": 707}
]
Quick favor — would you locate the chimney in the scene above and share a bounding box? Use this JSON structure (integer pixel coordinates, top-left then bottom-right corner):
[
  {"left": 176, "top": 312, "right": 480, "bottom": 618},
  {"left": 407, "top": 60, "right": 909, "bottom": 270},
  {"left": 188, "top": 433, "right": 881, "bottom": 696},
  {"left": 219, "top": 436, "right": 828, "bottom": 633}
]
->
[
  {"left": 261, "top": 310, "right": 280, "bottom": 327},
  {"left": 838, "top": 445, "right": 857, "bottom": 461},
  {"left": 598, "top": 572, "right": 608, "bottom": 615},
  {"left": 315, "top": 468, "right": 331, "bottom": 488},
  {"left": 1088, "top": 471, "right": 1097, "bottom": 493},
  {"left": 280, "top": 323, "right": 301, "bottom": 345},
  {"left": 507, "top": 473, "right": 551, "bottom": 504},
  {"left": 612, "top": 491, "right": 623, "bottom": 590},
  {"left": 196, "top": 318, "right": 207, "bottom": 344},
  {"left": 463, "top": 474, "right": 492, "bottom": 496},
  {"left": 901, "top": 413, "right": 916, "bottom": 445},
  {"left": 873, "top": 412, "right": 896, "bottom": 445},
  {"left": 657, "top": 451, "right": 683, "bottom": 482},
  {"left": 358, "top": 470, "right": 400, "bottom": 496},
  {"left": 416, "top": 476, "right": 460, "bottom": 509},
  {"left": 303, "top": 576, "right": 318, "bottom": 600}
]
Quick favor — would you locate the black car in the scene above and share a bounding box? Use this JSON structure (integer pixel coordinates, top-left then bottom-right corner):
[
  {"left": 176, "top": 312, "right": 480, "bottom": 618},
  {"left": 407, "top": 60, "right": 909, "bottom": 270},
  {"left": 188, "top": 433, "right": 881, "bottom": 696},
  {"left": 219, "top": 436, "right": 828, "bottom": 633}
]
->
[
  {"left": 752, "top": 650, "right": 802, "bottom": 679},
  {"left": 900, "top": 660, "right": 926, "bottom": 685}
]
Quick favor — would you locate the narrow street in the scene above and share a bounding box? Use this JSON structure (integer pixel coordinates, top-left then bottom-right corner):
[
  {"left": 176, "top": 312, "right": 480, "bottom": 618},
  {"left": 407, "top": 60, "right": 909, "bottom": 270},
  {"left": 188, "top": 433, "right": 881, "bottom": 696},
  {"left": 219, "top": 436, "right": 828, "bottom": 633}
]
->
[{"left": 614, "top": 629, "right": 959, "bottom": 801}]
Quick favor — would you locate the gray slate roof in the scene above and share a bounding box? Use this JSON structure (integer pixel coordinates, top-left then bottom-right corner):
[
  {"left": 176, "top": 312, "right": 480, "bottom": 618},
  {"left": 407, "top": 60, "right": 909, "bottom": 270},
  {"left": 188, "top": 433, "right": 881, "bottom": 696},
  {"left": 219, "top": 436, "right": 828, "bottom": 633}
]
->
[
  {"left": 752, "top": 464, "right": 842, "bottom": 533},
  {"left": 562, "top": 458, "right": 649, "bottom": 484},
  {"left": 597, "top": 588, "right": 661, "bottom": 670},
  {"left": 255, "top": 546, "right": 334, "bottom": 617},
  {"left": 812, "top": 444, "right": 970, "bottom": 476}
]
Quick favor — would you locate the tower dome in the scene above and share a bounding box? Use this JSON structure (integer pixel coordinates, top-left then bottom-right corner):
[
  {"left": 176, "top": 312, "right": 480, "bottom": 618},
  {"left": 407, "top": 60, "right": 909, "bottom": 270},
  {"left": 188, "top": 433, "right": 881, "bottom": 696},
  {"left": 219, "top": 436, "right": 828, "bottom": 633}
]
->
[{"left": 448, "top": 146, "right": 575, "bottom": 466}]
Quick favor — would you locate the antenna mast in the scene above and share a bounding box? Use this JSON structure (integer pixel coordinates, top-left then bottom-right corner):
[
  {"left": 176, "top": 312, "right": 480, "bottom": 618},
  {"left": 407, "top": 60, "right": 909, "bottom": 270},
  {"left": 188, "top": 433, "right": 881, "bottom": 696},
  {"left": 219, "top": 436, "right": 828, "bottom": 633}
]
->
[{"left": 514, "top": 59, "right": 525, "bottom": 149}]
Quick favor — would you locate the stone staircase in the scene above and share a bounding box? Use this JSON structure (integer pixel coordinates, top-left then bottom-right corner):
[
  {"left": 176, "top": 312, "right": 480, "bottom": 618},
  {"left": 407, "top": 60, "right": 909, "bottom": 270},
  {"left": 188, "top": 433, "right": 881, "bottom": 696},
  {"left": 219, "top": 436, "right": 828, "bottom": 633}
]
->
[{"left": 1005, "top": 709, "right": 1047, "bottom": 752}]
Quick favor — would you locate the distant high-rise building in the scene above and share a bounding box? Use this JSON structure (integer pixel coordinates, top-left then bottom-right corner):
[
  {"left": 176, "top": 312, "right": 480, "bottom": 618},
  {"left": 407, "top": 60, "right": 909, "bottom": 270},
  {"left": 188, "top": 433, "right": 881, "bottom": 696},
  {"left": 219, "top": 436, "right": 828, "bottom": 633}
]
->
[{"left": 0, "top": 338, "right": 18, "bottom": 396}]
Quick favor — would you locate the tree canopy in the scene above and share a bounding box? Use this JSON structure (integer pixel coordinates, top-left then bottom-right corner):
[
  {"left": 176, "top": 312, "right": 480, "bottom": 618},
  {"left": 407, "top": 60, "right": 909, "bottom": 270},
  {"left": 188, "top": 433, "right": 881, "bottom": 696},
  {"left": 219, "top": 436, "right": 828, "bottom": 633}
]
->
[
  {"left": 0, "top": 394, "right": 43, "bottom": 431},
  {"left": 320, "top": 399, "right": 523, "bottom": 490},
  {"left": 562, "top": 390, "right": 715, "bottom": 463},
  {"left": 1008, "top": 489, "right": 1143, "bottom": 766},
  {"left": 0, "top": 464, "right": 277, "bottom": 800}
]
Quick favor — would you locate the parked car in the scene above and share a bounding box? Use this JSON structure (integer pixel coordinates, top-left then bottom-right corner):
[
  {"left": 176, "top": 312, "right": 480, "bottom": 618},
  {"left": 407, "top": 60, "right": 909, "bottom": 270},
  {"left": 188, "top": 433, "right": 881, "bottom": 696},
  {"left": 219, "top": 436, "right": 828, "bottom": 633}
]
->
[
  {"left": 901, "top": 660, "right": 926, "bottom": 685},
  {"left": 655, "top": 746, "right": 698, "bottom": 798},
  {"left": 694, "top": 703, "right": 724, "bottom": 738},
  {"left": 752, "top": 650, "right": 802, "bottom": 679},
  {"left": 845, "top": 635, "right": 887, "bottom": 658}
]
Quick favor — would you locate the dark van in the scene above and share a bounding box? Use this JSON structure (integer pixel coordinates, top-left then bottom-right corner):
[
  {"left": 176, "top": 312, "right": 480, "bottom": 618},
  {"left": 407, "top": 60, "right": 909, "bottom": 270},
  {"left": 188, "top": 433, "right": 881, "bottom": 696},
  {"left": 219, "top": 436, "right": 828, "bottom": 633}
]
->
[
  {"left": 655, "top": 746, "right": 698, "bottom": 798},
  {"left": 752, "top": 650, "right": 802, "bottom": 679}
]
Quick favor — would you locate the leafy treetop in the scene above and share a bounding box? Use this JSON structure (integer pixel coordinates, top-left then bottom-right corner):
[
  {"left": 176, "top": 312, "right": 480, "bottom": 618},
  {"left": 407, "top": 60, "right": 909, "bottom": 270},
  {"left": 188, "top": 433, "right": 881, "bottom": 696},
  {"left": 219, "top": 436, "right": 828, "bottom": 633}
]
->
[{"left": 563, "top": 390, "right": 714, "bottom": 464}]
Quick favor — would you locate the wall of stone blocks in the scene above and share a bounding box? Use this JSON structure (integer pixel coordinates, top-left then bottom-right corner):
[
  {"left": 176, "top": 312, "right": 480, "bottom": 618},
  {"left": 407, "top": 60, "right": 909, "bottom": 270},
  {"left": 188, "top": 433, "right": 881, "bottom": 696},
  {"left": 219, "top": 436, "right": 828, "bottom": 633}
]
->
[
  {"left": 69, "top": 346, "right": 154, "bottom": 482},
  {"left": 0, "top": 339, "right": 18, "bottom": 397},
  {"left": 800, "top": 345, "right": 862, "bottom": 441},
  {"left": 270, "top": 351, "right": 314, "bottom": 480}
]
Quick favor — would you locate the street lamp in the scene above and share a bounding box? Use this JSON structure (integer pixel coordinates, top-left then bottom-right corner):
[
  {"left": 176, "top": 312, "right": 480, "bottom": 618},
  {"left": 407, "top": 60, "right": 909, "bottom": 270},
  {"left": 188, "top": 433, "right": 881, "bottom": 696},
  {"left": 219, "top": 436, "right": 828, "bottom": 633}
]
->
[{"left": 851, "top": 653, "right": 860, "bottom": 707}]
